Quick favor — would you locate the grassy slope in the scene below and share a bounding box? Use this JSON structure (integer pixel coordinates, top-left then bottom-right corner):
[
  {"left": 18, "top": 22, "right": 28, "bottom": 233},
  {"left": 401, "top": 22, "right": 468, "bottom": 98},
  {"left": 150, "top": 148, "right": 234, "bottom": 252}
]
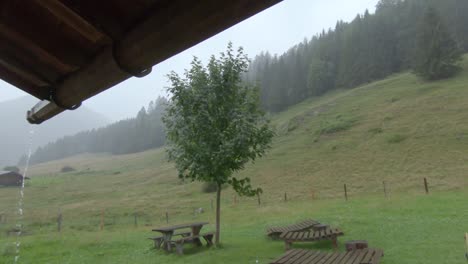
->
[{"left": 1, "top": 56, "right": 468, "bottom": 263}]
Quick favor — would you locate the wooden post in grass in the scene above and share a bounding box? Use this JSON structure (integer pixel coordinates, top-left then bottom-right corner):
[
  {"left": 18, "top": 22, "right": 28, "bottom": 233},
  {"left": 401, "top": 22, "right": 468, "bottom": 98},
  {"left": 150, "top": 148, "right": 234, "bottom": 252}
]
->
[
  {"left": 344, "top": 184, "right": 348, "bottom": 201},
  {"left": 134, "top": 213, "right": 138, "bottom": 227},
  {"left": 57, "top": 211, "right": 62, "bottom": 232},
  {"left": 165, "top": 212, "right": 169, "bottom": 224},
  {"left": 100, "top": 209, "right": 104, "bottom": 231},
  {"left": 424, "top": 178, "right": 429, "bottom": 194},
  {"left": 284, "top": 192, "right": 287, "bottom": 202},
  {"left": 257, "top": 193, "right": 261, "bottom": 205},
  {"left": 383, "top": 181, "right": 387, "bottom": 198}
]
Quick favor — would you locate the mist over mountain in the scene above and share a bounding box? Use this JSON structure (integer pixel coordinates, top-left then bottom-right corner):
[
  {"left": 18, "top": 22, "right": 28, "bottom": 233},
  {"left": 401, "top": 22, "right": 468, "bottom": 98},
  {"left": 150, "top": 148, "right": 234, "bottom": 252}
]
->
[{"left": 0, "top": 96, "right": 109, "bottom": 167}]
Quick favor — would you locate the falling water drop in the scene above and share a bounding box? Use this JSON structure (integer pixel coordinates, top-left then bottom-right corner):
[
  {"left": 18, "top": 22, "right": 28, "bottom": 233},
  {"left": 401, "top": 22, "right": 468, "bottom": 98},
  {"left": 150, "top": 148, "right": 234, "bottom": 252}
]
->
[{"left": 14, "top": 127, "right": 34, "bottom": 263}]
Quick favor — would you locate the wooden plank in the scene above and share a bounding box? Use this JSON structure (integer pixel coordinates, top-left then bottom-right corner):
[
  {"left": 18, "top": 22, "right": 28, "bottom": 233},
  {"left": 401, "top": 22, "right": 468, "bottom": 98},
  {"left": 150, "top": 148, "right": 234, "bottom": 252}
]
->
[
  {"left": 0, "top": 23, "right": 76, "bottom": 74},
  {"left": 370, "top": 249, "right": 384, "bottom": 264},
  {"left": 0, "top": 1, "right": 94, "bottom": 67},
  {"left": 152, "top": 222, "right": 209, "bottom": 232},
  {"left": 295, "top": 251, "right": 321, "bottom": 264},
  {"left": 333, "top": 251, "right": 352, "bottom": 264},
  {"left": 298, "top": 251, "right": 321, "bottom": 263},
  {"left": 360, "top": 249, "right": 374, "bottom": 263},
  {"left": 307, "top": 252, "right": 329, "bottom": 264},
  {"left": 313, "top": 252, "right": 336, "bottom": 264},
  {"left": 281, "top": 249, "right": 308, "bottom": 264},
  {"left": 0, "top": 58, "right": 49, "bottom": 87},
  {"left": 0, "top": 65, "right": 49, "bottom": 99},
  {"left": 320, "top": 252, "right": 342, "bottom": 264},
  {"left": 34, "top": 0, "right": 110, "bottom": 44},
  {"left": 350, "top": 249, "right": 368, "bottom": 264},
  {"left": 269, "top": 250, "right": 292, "bottom": 264},
  {"left": 341, "top": 250, "right": 361, "bottom": 264}
]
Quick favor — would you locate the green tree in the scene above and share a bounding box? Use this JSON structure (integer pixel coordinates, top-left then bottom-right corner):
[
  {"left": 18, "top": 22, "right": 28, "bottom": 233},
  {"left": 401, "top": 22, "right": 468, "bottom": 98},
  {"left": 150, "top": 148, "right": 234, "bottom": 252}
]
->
[
  {"left": 414, "top": 7, "right": 462, "bottom": 80},
  {"left": 307, "top": 59, "right": 335, "bottom": 96},
  {"left": 163, "top": 43, "right": 274, "bottom": 245}
]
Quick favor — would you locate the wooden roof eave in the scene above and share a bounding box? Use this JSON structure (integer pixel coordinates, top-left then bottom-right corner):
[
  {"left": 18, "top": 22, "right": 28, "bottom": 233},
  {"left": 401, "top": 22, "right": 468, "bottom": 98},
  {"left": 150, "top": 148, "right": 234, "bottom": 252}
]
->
[{"left": 26, "top": 0, "right": 282, "bottom": 124}]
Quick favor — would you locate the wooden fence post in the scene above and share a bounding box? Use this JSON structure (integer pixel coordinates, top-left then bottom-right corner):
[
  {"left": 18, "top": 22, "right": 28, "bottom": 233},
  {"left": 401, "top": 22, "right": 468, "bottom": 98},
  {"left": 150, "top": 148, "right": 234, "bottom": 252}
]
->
[
  {"left": 165, "top": 212, "right": 169, "bottom": 224},
  {"left": 100, "top": 209, "right": 104, "bottom": 231},
  {"left": 344, "top": 184, "right": 348, "bottom": 201},
  {"left": 424, "top": 178, "right": 429, "bottom": 194},
  {"left": 211, "top": 199, "right": 213, "bottom": 211},
  {"left": 257, "top": 193, "right": 261, "bottom": 205},
  {"left": 57, "top": 211, "right": 62, "bottom": 232},
  {"left": 284, "top": 192, "right": 287, "bottom": 202},
  {"left": 383, "top": 181, "right": 387, "bottom": 198}
]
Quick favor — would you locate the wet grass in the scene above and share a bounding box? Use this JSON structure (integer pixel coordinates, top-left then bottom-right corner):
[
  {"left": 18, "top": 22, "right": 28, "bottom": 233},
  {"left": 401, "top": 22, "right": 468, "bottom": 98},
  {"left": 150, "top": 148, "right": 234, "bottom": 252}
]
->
[{"left": 1, "top": 56, "right": 468, "bottom": 263}]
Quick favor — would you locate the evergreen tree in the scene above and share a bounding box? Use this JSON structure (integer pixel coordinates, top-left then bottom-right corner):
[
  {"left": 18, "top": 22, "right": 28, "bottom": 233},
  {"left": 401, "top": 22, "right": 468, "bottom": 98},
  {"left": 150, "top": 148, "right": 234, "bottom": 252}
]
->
[{"left": 413, "top": 7, "right": 462, "bottom": 80}]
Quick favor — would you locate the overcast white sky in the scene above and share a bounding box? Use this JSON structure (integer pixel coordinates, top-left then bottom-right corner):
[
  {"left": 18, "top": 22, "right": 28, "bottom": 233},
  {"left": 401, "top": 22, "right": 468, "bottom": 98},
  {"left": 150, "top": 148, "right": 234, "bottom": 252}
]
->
[{"left": 0, "top": 0, "right": 378, "bottom": 121}]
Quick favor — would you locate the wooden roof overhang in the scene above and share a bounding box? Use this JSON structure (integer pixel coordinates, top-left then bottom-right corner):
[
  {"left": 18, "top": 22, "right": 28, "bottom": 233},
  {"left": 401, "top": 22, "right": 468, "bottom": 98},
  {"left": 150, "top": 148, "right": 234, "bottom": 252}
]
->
[{"left": 0, "top": 0, "right": 281, "bottom": 124}]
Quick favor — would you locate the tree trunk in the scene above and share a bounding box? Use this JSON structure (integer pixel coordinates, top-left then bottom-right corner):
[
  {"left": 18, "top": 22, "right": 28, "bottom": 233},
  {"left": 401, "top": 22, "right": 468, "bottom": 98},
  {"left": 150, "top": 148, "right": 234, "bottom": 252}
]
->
[{"left": 215, "top": 183, "right": 222, "bottom": 245}]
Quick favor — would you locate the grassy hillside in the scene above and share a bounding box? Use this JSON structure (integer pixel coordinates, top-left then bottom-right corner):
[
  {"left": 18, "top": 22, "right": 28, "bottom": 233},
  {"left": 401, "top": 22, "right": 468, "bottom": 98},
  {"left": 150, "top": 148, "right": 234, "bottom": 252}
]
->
[{"left": 1, "top": 56, "right": 468, "bottom": 263}]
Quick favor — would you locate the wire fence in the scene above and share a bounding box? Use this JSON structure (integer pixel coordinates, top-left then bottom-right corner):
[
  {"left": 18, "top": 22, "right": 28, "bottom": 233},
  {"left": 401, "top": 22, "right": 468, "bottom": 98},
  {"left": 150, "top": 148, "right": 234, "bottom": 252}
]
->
[{"left": 0, "top": 176, "right": 466, "bottom": 240}]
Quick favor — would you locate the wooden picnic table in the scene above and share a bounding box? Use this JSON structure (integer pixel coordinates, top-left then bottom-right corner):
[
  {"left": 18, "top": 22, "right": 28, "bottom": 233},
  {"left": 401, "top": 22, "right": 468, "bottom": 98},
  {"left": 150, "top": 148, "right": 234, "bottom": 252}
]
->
[
  {"left": 152, "top": 222, "right": 209, "bottom": 252},
  {"left": 270, "top": 248, "right": 384, "bottom": 264}
]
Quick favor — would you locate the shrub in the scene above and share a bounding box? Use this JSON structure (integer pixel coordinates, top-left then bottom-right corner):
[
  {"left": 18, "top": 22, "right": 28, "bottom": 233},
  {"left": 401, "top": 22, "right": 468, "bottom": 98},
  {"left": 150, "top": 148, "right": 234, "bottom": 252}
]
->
[
  {"left": 3, "top": 166, "right": 19, "bottom": 173},
  {"left": 387, "top": 134, "right": 407, "bottom": 144},
  {"left": 60, "top": 166, "right": 75, "bottom": 173},
  {"left": 318, "top": 116, "right": 356, "bottom": 135},
  {"left": 368, "top": 127, "right": 383, "bottom": 134}
]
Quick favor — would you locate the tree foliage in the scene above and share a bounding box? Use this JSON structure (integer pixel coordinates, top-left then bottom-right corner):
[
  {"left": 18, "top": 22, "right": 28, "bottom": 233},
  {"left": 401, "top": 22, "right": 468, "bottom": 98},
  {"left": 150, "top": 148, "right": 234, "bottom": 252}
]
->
[
  {"left": 413, "top": 7, "right": 462, "bottom": 80},
  {"left": 163, "top": 43, "right": 274, "bottom": 244}
]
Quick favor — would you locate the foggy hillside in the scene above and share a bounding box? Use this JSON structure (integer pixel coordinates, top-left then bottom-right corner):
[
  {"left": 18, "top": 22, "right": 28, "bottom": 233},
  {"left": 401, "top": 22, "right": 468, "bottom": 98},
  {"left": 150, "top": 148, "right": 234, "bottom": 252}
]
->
[{"left": 0, "top": 96, "right": 109, "bottom": 167}]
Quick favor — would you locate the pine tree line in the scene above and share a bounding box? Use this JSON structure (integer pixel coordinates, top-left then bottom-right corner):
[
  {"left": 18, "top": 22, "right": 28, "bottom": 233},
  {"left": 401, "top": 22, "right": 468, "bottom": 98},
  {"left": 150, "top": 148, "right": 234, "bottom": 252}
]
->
[
  {"left": 28, "top": 97, "right": 168, "bottom": 164},
  {"left": 246, "top": 0, "right": 468, "bottom": 113}
]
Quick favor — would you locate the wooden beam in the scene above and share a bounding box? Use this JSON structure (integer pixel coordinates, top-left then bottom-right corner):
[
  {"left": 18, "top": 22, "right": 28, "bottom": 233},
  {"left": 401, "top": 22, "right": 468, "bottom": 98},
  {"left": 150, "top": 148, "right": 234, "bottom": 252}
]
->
[
  {"left": 34, "top": 0, "right": 110, "bottom": 44},
  {"left": 0, "top": 1, "right": 100, "bottom": 68},
  {"left": 0, "top": 65, "right": 49, "bottom": 99},
  {"left": 0, "top": 23, "right": 77, "bottom": 74},
  {"left": 0, "top": 58, "right": 50, "bottom": 87},
  {"left": 118, "top": 0, "right": 282, "bottom": 73}
]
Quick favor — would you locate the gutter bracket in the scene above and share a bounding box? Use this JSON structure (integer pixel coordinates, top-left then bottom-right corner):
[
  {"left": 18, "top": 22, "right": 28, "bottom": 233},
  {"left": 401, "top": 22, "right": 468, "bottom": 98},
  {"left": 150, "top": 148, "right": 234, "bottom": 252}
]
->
[
  {"left": 49, "top": 87, "right": 81, "bottom": 110},
  {"left": 112, "top": 42, "right": 152, "bottom": 78}
]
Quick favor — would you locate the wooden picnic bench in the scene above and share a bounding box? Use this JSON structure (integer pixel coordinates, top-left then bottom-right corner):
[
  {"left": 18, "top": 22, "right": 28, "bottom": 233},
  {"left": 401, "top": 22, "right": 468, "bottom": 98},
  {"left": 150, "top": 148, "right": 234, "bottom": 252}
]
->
[
  {"left": 280, "top": 225, "right": 344, "bottom": 250},
  {"left": 269, "top": 248, "right": 384, "bottom": 264},
  {"left": 267, "top": 219, "right": 321, "bottom": 239},
  {"left": 152, "top": 222, "right": 214, "bottom": 254},
  {"left": 148, "top": 231, "right": 191, "bottom": 249},
  {"left": 173, "top": 231, "right": 216, "bottom": 255}
]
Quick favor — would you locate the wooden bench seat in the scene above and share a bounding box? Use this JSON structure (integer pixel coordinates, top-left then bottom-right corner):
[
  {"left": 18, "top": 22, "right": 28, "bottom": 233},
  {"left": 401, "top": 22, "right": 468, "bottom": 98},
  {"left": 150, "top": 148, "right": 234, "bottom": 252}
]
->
[
  {"left": 173, "top": 231, "right": 216, "bottom": 255},
  {"left": 148, "top": 231, "right": 191, "bottom": 249},
  {"left": 280, "top": 227, "right": 344, "bottom": 250},
  {"left": 267, "top": 219, "right": 321, "bottom": 239},
  {"left": 269, "top": 248, "right": 384, "bottom": 264}
]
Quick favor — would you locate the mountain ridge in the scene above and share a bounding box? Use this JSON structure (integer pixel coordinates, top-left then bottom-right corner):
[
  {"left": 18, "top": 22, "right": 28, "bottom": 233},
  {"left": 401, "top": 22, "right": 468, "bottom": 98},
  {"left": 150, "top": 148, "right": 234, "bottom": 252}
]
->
[{"left": 0, "top": 96, "right": 109, "bottom": 167}]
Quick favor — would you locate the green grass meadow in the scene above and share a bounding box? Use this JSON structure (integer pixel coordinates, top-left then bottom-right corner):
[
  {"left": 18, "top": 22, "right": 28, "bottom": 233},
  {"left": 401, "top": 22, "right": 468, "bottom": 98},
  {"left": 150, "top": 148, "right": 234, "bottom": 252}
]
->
[{"left": 2, "top": 57, "right": 468, "bottom": 263}]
